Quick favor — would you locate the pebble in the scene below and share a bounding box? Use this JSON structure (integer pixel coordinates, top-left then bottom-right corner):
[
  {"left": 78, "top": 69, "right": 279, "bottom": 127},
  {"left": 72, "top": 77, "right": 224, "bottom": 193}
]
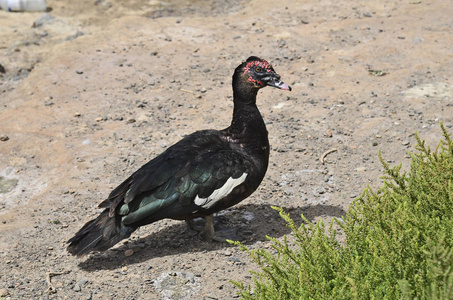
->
[
  {"left": 73, "top": 283, "right": 81, "bottom": 292},
  {"left": 413, "top": 36, "right": 424, "bottom": 44},
  {"left": 76, "top": 70, "right": 84, "bottom": 74},
  {"left": 0, "top": 289, "right": 9, "bottom": 297},
  {"left": 32, "top": 13, "right": 54, "bottom": 28},
  {"left": 125, "top": 249, "right": 134, "bottom": 256},
  {"left": 315, "top": 187, "right": 325, "bottom": 194},
  {"left": 402, "top": 140, "right": 410, "bottom": 145},
  {"left": 0, "top": 135, "right": 9, "bottom": 141},
  {"left": 228, "top": 257, "right": 241, "bottom": 263}
]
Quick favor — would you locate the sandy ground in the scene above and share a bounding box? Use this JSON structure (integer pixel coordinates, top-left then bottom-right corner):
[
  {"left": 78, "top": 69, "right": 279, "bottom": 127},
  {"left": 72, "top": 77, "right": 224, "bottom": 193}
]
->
[{"left": 0, "top": 0, "right": 452, "bottom": 298}]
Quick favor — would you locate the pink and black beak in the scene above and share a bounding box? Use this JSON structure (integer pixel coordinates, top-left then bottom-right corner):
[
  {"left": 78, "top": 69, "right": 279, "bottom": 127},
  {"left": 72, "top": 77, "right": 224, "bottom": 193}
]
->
[{"left": 263, "top": 72, "right": 292, "bottom": 91}]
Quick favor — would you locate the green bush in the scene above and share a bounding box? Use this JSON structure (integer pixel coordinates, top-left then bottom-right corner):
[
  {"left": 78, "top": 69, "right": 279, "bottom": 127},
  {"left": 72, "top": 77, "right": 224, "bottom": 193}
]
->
[{"left": 231, "top": 123, "right": 453, "bottom": 299}]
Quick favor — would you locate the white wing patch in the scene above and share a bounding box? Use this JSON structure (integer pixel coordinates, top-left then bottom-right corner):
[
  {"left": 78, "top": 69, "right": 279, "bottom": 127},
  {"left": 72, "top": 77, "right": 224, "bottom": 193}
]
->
[{"left": 194, "top": 173, "right": 248, "bottom": 209}]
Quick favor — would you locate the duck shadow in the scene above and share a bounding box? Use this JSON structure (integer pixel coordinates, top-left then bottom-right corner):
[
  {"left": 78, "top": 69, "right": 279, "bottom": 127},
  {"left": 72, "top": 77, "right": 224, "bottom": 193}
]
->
[{"left": 77, "top": 203, "right": 346, "bottom": 271}]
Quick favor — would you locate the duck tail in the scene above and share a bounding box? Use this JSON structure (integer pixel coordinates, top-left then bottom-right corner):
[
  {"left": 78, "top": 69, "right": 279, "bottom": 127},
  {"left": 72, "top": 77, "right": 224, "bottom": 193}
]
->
[{"left": 67, "top": 209, "right": 135, "bottom": 256}]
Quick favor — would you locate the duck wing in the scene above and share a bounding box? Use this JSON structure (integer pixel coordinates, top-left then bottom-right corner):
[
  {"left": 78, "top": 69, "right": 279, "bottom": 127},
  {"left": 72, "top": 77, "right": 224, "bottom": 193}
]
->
[{"left": 99, "top": 130, "right": 253, "bottom": 227}]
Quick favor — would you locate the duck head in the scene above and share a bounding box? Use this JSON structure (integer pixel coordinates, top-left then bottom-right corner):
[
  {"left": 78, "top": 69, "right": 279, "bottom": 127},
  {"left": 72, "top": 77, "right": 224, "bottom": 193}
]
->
[{"left": 236, "top": 56, "right": 292, "bottom": 91}]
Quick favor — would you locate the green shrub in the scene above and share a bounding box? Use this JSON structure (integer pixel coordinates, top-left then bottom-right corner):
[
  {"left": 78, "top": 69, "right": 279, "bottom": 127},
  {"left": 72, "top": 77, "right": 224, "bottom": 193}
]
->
[{"left": 231, "top": 123, "right": 453, "bottom": 299}]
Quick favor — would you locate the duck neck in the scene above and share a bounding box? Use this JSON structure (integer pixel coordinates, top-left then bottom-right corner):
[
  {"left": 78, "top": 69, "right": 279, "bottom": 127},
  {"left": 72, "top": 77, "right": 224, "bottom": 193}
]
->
[
  {"left": 227, "top": 90, "right": 270, "bottom": 172},
  {"left": 230, "top": 89, "right": 263, "bottom": 134}
]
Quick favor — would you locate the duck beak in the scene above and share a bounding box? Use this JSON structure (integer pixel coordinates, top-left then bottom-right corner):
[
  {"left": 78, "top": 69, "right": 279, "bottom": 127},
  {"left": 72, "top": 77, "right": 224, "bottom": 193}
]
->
[
  {"left": 267, "top": 79, "right": 292, "bottom": 91},
  {"left": 264, "top": 74, "right": 292, "bottom": 91}
]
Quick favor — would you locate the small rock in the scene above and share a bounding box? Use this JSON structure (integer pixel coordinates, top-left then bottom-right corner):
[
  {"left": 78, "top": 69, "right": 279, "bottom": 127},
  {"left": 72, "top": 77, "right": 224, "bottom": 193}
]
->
[
  {"left": 44, "top": 96, "right": 54, "bottom": 106},
  {"left": 315, "top": 187, "right": 325, "bottom": 194},
  {"left": 73, "top": 283, "right": 81, "bottom": 292},
  {"left": 223, "top": 250, "right": 232, "bottom": 256},
  {"left": 76, "top": 70, "right": 84, "bottom": 75},
  {"left": 402, "top": 140, "right": 410, "bottom": 146},
  {"left": 0, "top": 135, "right": 9, "bottom": 141},
  {"left": 228, "top": 257, "right": 241, "bottom": 263},
  {"left": 80, "top": 278, "right": 89, "bottom": 286},
  {"left": 74, "top": 112, "right": 81, "bottom": 117},
  {"left": 0, "top": 63, "right": 5, "bottom": 74},
  {"left": 413, "top": 36, "right": 424, "bottom": 44},
  {"left": 0, "top": 288, "right": 9, "bottom": 297},
  {"left": 32, "top": 13, "right": 54, "bottom": 28},
  {"left": 124, "top": 249, "right": 134, "bottom": 256}
]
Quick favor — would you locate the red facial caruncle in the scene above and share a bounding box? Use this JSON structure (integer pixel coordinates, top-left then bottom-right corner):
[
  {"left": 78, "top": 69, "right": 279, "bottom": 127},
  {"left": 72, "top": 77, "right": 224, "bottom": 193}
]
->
[
  {"left": 243, "top": 60, "right": 272, "bottom": 74},
  {"left": 243, "top": 59, "right": 274, "bottom": 86}
]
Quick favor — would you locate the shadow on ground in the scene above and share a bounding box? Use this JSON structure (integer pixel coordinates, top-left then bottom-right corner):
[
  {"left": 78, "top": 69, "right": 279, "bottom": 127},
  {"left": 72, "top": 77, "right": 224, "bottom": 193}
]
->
[{"left": 77, "top": 203, "right": 346, "bottom": 271}]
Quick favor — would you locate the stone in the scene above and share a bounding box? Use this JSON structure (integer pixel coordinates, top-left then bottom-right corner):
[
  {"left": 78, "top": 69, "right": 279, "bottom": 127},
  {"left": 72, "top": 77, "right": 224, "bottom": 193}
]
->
[{"left": 0, "top": 289, "right": 9, "bottom": 297}]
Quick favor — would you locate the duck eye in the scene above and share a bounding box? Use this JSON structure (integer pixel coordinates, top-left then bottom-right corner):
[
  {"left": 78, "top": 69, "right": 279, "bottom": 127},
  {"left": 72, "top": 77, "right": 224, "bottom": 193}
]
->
[{"left": 255, "top": 67, "right": 262, "bottom": 72}]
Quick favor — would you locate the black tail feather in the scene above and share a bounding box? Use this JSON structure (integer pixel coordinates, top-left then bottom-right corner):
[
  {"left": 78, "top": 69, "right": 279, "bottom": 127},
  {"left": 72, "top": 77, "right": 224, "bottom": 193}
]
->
[{"left": 67, "top": 209, "right": 135, "bottom": 256}]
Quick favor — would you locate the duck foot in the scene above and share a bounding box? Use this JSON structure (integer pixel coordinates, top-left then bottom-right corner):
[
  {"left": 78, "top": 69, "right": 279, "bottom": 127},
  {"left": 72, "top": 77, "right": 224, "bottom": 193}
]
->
[{"left": 186, "top": 215, "right": 241, "bottom": 242}]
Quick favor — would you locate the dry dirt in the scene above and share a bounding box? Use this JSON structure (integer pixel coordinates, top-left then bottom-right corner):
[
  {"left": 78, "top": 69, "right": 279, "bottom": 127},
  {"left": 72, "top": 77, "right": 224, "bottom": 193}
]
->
[{"left": 0, "top": 0, "right": 452, "bottom": 299}]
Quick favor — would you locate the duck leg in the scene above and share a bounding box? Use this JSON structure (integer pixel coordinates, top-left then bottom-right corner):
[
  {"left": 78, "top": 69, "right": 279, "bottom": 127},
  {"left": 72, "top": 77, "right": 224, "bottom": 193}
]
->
[{"left": 186, "top": 215, "right": 240, "bottom": 242}]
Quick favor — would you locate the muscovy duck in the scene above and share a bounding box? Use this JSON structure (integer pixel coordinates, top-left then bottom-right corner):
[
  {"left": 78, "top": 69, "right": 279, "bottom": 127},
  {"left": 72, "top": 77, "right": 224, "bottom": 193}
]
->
[{"left": 67, "top": 56, "right": 291, "bottom": 256}]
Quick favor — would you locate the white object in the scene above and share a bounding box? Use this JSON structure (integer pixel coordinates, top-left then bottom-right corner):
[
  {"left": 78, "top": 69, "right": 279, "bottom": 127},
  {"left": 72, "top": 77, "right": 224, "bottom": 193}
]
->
[
  {"left": 194, "top": 173, "right": 248, "bottom": 209},
  {"left": 0, "top": 0, "right": 46, "bottom": 11}
]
